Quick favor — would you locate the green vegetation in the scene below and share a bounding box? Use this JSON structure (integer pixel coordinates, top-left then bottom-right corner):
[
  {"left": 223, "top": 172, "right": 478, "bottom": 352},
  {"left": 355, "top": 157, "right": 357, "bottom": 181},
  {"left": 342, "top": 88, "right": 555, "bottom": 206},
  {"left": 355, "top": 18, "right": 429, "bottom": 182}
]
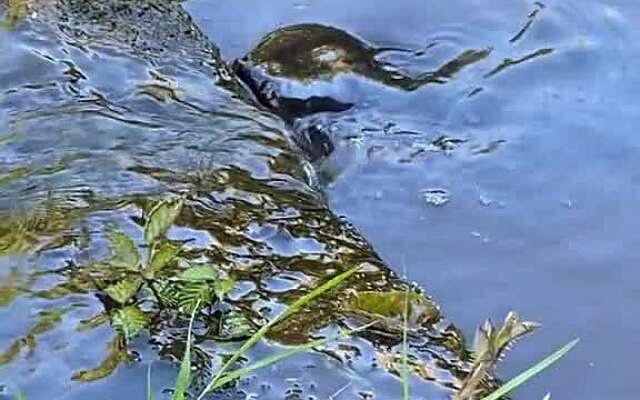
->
[
  {"left": 158, "top": 289, "right": 577, "bottom": 400},
  {"left": 5, "top": 197, "right": 577, "bottom": 399},
  {"left": 478, "top": 339, "right": 579, "bottom": 400},
  {"left": 196, "top": 267, "right": 360, "bottom": 399}
]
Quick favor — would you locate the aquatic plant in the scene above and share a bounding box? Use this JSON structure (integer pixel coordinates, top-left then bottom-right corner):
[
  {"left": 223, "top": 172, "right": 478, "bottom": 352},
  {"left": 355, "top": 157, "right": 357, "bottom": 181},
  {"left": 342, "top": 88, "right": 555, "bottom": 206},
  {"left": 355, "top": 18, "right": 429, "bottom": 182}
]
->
[
  {"left": 136, "top": 267, "right": 364, "bottom": 400},
  {"left": 195, "top": 267, "right": 360, "bottom": 399},
  {"left": 3, "top": 197, "right": 577, "bottom": 398},
  {"left": 63, "top": 197, "right": 235, "bottom": 381},
  {"left": 164, "top": 284, "right": 577, "bottom": 400}
]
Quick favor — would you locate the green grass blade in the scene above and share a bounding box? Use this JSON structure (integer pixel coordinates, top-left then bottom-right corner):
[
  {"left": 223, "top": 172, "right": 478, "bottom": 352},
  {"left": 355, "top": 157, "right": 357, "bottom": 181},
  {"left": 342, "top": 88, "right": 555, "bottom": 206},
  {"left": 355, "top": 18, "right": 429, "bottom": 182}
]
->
[
  {"left": 172, "top": 301, "right": 200, "bottom": 400},
  {"left": 147, "top": 363, "right": 154, "bottom": 400},
  {"left": 196, "top": 267, "right": 359, "bottom": 400},
  {"left": 401, "top": 289, "right": 410, "bottom": 400},
  {"left": 480, "top": 338, "right": 579, "bottom": 400},
  {"left": 212, "top": 322, "right": 375, "bottom": 390},
  {"left": 14, "top": 390, "right": 25, "bottom": 400}
]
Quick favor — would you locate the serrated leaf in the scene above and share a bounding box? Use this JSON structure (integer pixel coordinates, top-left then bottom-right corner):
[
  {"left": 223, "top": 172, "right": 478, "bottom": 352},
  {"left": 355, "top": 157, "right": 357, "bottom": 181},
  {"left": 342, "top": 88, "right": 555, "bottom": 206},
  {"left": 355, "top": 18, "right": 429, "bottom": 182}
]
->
[
  {"left": 144, "top": 199, "right": 183, "bottom": 245},
  {"left": 104, "top": 278, "right": 141, "bottom": 305},
  {"left": 111, "top": 305, "right": 148, "bottom": 340},
  {"left": 71, "top": 337, "right": 127, "bottom": 382},
  {"left": 177, "top": 282, "right": 212, "bottom": 314},
  {"left": 473, "top": 312, "right": 540, "bottom": 366},
  {"left": 150, "top": 280, "right": 179, "bottom": 308},
  {"left": 218, "top": 311, "right": 255, "bottom": 340},
  {"left": 148, "top": 241, "right": 181, "bottom": 276},
  {"left": 213, "top": 278, "right": 235, "bottom": 299},
  {"left": 108, "top": 229, "right": 140, "bottom": 269},
  {"left": 494, "top": 311, "right": 540, "bottom": 357},
  {"left": 178, "top": 265, "right": 219, "bottom": 282}
]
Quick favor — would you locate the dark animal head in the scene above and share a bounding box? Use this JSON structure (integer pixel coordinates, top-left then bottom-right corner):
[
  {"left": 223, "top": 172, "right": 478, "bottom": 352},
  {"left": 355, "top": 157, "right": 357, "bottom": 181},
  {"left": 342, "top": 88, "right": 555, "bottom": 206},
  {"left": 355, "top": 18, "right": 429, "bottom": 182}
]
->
[
  {"left": 291, "top": 120, "right": 335, "bottom": 162},
  {"left": 232, "top": 57, "right": 351, "bottom": 162}
]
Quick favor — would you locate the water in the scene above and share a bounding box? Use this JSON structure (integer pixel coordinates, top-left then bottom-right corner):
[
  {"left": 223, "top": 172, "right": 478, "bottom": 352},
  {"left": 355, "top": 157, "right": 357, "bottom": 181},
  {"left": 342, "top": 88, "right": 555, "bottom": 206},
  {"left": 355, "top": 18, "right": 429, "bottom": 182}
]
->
[{"left": 1, "top": 0, "right": 639, "bottom": 399}]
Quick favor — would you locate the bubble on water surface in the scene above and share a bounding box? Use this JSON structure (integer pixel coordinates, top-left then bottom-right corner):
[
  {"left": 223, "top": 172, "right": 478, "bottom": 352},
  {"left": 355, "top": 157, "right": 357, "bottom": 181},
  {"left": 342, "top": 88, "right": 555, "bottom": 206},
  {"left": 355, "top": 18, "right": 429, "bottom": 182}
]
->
[{"left": 420, "top": 188, "right": 450, "bottom": 206}]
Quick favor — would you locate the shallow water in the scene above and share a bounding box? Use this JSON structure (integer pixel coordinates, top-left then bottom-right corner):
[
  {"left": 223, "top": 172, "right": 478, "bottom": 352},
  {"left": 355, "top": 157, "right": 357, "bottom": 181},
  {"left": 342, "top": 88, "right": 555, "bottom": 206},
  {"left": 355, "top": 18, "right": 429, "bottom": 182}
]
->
[{"left": 1, "top": 0, "right": 639, "bottom": 399}]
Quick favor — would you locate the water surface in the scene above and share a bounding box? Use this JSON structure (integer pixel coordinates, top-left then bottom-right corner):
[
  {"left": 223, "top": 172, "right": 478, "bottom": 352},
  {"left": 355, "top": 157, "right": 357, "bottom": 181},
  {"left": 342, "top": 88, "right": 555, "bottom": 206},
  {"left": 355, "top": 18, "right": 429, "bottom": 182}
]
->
[{"left": 1, "top": 1, "right": 639, "bottom": 399}]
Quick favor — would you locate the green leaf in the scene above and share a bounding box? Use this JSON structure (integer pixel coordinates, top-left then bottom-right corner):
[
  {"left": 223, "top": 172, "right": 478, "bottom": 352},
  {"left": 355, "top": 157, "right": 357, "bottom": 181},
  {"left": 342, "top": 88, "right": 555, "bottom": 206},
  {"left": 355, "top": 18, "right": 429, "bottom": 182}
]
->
[
  {"left": 401, "top": 290, "right": 410, "bottom": 400},
  {"left": 493, "top": 312, "right": 540, "bottom": 358},
  {"left": 479, "top": 339, "right": 579, "bottom": 400},
  {"left": 76, "top": 312, "right": 110, "bottom": 332},
  {"left": 457, "top": 312, "right": 542, "bottom": 400},
  {"left": 108, "top": 229, "right": 140, "bottom": 270},
  {"left": 71, "top": 337, "right": 127, "bottom": 382},
  {"left": 147, "top": 363, "right": 154, "bottom": 400},
  {"left": 150, "top": 280, "right": 179, "bottom": 308},
  {"left": 111, "top": 305, "right": 148, "bottom": 341},
  {"left": 14, "top": 389, "right": 26, "bottom": 400},
  {"left": 176, "top": 282, "right": 213, "bottom": 315},
  {"left": 148, "top": 242, "right": 181, "bottom": 276},
  {"left": 0, "top": 340, "right": 22, "bottom": 366},
  {"left": 178, "top": 265, "right": 219, "bottom": 282},
  {"left": 172, "top": 302, "right": 199, "bottom": 400},
  {"left": 144, "top": 199, "right": 183, "bottom": 245},
  {"left": 474, "top": 311, "right": 540, "bottom": 366},
  {"left": 212, "top": 322, "right": 375, "bottom": 390},
  {"left": 218, "top": 311, "right": 256, "bottom": 340},
  {"left": 212, "top": 336, "right": 339, "bottom": 390},
  {"left": 197, "top": 266, "right": 359, "bottom": 400},
  {"left": 104, "top": 278, "right": 141, "bottom": 305},
  {"left": 213, "top": 278, "right": 235, "bottom": 299}
]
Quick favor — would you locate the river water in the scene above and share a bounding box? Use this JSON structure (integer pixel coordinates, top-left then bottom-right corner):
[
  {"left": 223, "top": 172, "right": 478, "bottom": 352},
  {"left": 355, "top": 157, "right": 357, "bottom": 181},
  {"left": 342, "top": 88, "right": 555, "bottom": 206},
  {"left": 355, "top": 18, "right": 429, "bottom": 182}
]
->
[{"left": 1, "top": 0, "right": 638, "bottom": 399}]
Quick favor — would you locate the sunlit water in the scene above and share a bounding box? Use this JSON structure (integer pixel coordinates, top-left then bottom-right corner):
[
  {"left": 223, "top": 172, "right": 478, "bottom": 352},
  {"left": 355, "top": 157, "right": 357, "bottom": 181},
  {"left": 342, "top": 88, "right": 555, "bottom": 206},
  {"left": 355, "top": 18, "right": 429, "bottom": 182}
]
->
[{"left": 1, "top": 0, "right": 638, "bottom": 399}]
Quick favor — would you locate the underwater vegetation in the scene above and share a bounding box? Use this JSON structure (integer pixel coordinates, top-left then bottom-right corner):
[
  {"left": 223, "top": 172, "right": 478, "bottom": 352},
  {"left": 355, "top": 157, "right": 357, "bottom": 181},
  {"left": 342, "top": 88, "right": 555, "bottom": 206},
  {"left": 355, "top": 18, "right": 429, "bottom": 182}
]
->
[{"left": 2, "top": 197, "right": 576, "bottom": 399}]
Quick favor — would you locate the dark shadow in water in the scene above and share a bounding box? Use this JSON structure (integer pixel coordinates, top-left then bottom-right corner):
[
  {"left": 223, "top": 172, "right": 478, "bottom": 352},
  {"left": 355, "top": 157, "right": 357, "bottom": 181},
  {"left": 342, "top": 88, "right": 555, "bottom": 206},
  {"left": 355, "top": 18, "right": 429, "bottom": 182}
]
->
[
  {"left": 485, "top": 48, "right": 554, "bottom": 78},
  {"left": 510, "top": 2, "right": 546, "bottom": 43}
]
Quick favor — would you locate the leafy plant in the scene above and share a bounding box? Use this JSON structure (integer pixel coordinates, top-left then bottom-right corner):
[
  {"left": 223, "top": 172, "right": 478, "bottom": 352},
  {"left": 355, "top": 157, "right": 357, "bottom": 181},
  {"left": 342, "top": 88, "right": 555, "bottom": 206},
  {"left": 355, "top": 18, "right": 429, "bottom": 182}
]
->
[
  {"left": 478, "top": 338, "right": 579, "bottom": 400},
  {"left": 99, "top": 197, "right": 230, "bottom": 338},
  {"left": 445, "top": 312, "right": 577, "bottom": 400},
  {"left": 99, "top": 199, "right": 184, "bottom": 340},
  {"left": 455, "top": 312, "right": 541, "bottom": 400},
  {"left": 195, "top": 266, "right": 360, "bottom": 399},
  {"left": 112, "top": 305, "right": 149, "bottom": 340},
  {"left": 72, "top": 197, "right": 234, "bottom": 381},
  {"left": 392, "top": 308, "right": 577, "bottom": 400},
  {"left": 151, "top": 267, "right": 366, "bottom": 400}
]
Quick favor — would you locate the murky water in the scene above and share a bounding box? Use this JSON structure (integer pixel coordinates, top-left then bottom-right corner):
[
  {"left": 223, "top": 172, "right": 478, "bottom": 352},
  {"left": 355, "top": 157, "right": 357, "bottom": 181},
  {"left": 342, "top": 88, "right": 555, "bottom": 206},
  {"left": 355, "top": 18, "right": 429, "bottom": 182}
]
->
[{"left": 1, "top": 0, "right": 638, "bottom": 399}]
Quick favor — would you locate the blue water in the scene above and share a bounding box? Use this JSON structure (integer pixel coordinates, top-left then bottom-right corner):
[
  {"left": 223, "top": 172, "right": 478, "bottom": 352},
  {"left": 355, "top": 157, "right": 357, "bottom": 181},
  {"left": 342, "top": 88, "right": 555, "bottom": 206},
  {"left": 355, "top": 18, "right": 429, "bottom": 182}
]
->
[{"left": 1, "top": 0, "right": 639, "bottom": 399}]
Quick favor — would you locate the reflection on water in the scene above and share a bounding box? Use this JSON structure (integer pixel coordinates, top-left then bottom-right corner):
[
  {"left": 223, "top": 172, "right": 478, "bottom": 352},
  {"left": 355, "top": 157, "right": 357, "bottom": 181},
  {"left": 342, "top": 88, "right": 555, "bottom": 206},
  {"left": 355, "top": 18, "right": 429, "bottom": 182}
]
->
[
  {"left": 240, "top": 23, "right": 492, "bottom": 91},
  {"left": 0, "top": 1, "right": 505, "bottom": 399},
  {"left": 1, "top": 0, "right": 637, "bottom": 399}
]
